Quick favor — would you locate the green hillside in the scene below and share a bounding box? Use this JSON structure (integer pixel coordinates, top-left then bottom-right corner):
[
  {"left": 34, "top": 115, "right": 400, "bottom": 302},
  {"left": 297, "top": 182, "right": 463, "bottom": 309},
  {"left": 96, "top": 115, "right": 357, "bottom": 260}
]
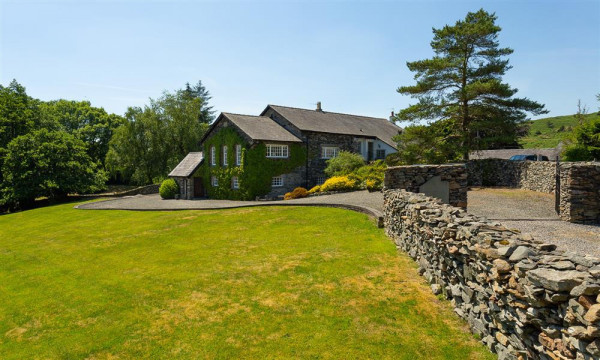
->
[{"left": 519, "top": 113, "right": 600, "bottom": 149}]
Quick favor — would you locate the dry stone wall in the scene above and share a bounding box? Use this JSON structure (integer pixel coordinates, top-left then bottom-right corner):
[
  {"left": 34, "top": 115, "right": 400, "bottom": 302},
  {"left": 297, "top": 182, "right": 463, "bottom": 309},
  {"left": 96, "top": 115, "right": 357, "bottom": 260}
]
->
[
  {"left": 559, "top": 163, "right": 600, "bottom": 224},
  {"left": 384, "top": 164, "right": 468, "bottom": 208},
  {"left": 384, "top": 189, "right": 600, "bottom": 360},
  {"left": 467, "top": 159, "right": 556, "bottom": 193}
]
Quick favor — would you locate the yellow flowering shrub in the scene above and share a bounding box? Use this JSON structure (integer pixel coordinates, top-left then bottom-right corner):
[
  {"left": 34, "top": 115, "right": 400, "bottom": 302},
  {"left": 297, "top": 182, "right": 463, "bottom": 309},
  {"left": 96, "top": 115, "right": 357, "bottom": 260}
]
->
[
  {"left": 308, "top": 185, "right": 321, "bottom": 194},
  {"left": 320, "top": 176, "right": 358, "bottom": 192},
  {"left": 284, "top": 187, "right": 309, "bottom": 200}
]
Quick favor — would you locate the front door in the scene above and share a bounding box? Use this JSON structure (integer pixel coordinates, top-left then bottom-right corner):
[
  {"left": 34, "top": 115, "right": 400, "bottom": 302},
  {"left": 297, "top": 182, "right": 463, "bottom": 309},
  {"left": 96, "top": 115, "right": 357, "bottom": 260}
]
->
[
  {"left": 193, "top": 177, "right": 204, "bottom": 198},
  {"left": 367, "top": 141, "right": 374, "bottom": 161}
]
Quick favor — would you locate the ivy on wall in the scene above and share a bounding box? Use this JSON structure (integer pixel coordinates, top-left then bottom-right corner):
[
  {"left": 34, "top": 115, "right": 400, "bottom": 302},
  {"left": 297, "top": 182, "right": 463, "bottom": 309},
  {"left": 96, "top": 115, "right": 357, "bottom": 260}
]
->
[{"left": 197, "top": 127, "right": 306, "bottom": 200}]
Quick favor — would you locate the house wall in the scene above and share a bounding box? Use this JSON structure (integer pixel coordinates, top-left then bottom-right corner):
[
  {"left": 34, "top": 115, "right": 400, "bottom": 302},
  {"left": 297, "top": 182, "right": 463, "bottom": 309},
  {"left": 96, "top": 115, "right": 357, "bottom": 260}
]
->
[
  {"left": 357, "top": 138, "right": 396, "bottom": 161},
  {"left": 305, "top": 131, "right": 361, "bottom": 187},
  {"left": 173, "top": 177, "right": 193, "bottom": 200}
]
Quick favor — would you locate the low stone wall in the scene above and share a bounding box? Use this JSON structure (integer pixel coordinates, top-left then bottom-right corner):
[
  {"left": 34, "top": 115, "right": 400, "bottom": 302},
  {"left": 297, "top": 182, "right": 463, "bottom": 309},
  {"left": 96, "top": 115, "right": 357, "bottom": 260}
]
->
[
  {"left": 467, "top": 159, "right": 556, "bottom": 194},
  {"left": 559, "top": 163, "right": 600, "bottom": 224},
  {"left": 117, "top": 184, "right": 160, "bottom": 196},
  {"left": 384, "top": 189, "right": 600, "bottom": 360},
  {"left": 384, "top": 164, "right": 468, "bottom": 208}
]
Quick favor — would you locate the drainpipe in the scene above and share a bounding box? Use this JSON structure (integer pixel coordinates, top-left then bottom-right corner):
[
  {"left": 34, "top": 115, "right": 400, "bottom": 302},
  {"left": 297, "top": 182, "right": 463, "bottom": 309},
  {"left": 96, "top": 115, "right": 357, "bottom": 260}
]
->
[{"left": 305, "top": 134, "right": 310, "bottom": 188}]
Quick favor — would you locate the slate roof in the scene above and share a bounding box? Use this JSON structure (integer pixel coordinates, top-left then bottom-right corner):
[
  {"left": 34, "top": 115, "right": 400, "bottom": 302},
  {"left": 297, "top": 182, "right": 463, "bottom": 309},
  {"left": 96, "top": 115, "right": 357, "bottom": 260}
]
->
[
  {"left": 469, "top": 147, "right": 561, "bottom": 160},
  {"left": 168, "top": 152, "right": 204, "bottom": 177},
  {"left": 263, "top": 105, "right": 402, "bottom": 148},
  {"left": 221, "top": 113, "right": 302, "bottom": 143}
]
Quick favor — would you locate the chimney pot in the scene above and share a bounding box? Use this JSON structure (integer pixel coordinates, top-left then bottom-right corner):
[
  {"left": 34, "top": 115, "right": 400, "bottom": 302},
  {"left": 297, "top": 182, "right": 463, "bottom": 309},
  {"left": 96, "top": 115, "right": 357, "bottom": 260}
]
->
[{"left": 316, "top": 101, "right": 322, "bottom": 111}]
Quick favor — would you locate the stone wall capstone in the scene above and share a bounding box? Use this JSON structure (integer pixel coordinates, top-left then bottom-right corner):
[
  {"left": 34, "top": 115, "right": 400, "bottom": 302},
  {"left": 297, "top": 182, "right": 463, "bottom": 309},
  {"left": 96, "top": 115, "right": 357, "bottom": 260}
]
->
[
  {"left": 384, "top": 189, "right": 600, "bottom": 360},
  {"left": 384, "top": 164, "right": 468, "bottom": 208}
]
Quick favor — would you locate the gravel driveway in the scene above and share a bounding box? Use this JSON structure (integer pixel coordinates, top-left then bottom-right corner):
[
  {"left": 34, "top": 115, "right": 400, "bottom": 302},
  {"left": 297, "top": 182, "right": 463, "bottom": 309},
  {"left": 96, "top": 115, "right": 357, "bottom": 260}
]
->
[{"left": 468, "top": 188, "right": 600, "bottom": 257}]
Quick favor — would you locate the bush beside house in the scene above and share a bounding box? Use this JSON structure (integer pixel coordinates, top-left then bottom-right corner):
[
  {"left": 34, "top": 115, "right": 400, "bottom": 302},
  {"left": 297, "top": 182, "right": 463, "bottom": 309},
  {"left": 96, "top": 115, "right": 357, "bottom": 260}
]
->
[{"left": 159, "top": 178, "right": 179, "bottom": 199}]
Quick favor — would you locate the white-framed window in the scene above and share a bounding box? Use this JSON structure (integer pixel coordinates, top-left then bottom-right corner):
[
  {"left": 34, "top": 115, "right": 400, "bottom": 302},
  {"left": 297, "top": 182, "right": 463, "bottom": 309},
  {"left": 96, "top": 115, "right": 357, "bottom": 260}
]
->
[
  {"left": 376, "top": 149, "right": 386, "bottom": 160},
  {"left": 222, "top": 145, "right": 228, "bottom": 166},
  {"left": 231, "top": 176, "right": 239, "bottom": 189},
  {"left": 266, "top": 144, "right": 289, "bottom": 158},
  {"left": 211, "top": 146, "right": 216, "bottom": 166},
  {"left": 316, "top": 176, "right": 326, "bottom": 185},
  {"left": 235, "top": 144, "right": 242, "bottom": 166},
  {"left": 211, "top": 176, "right": 218, "bottom": 187},
  {"left": 271, "top": 176, "right": 284, "bottom": 187},
  {"left": 321, "top": 146, "right": 339, "bottom": 159}
]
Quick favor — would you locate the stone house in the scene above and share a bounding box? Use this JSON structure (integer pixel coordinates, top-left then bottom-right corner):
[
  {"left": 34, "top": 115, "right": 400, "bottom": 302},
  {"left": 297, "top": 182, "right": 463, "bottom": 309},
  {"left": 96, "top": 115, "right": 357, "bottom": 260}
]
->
[{"left": 169, "top": 103, "right": 401, "bottom": 200}]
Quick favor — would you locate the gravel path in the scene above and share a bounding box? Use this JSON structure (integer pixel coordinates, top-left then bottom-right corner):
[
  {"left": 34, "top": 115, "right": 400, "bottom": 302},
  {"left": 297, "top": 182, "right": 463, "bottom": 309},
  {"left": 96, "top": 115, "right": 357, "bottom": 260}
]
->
[
  {"left": 76, "top": 191, "right": 384, "bottom": 225},
  {"left": 468, "top": 188, "right": 600, "bottom": 257}
]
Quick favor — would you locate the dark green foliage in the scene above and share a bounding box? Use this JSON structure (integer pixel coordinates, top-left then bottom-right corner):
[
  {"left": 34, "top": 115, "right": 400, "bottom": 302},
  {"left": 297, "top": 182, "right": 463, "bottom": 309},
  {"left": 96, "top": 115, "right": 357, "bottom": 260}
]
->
[
  {"left": 388, "top": 120, "right": 461, "bottom": 165},
  {"left": 324, "top": 151, "right": 365, "bottom": 177},
  {"left": 0, "top": 80, "right": 42, "bottom": 150},
  {"left": 39, "top": 100, "right": 125, "bottom": 167},
  {"left": 106, "top": 82, "right": 212, "bottom": 185},
  {"left": 396, "top": 9, "right": 547, "bottom": 160},
  {"left": 1, "top": 129, "right": 106, "bottom": 208},
  {"left": 202, "top": 127, "right": 306, "bottom": 200},
  {"left": 563, "top": 117, "right": 600, "bottom": 161},
  {"left": 159, "top": 178, "right": 179, "bottom": 199}
]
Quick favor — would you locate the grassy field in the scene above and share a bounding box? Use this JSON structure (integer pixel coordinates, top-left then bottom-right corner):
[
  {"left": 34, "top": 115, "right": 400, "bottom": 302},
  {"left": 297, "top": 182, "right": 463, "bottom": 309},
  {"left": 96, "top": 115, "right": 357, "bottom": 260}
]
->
[
  {"left": 520, "top": 112, "right": 600, "bottom": 148},
  {"left": 0, "top": 202, "right": 494, "bottom": 359}
]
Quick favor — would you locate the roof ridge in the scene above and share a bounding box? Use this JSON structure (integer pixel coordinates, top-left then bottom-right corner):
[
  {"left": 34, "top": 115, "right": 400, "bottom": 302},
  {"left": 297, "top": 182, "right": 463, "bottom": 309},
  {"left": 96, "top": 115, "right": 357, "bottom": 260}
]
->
[
  {"left": 222, "top": 112, "right": 267, "bottom": 118},
  {"left": 268, "top": 104, "right": 389, "bottom": 121}
]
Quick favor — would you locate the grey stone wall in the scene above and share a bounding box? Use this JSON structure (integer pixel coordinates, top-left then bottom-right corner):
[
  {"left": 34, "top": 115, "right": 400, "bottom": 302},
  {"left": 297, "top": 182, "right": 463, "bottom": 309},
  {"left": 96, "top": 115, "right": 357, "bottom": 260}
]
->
[
  {"left": 173, "top": 177, "right": 193, "bottom": 200},
  {"left": 384, "top": 189, "right": 600, "bottom": 360},
  {"left": 263, "top": 165, "right": 307, "bottom": 199},
  {"left": 559, "top": 162, "right": 600, "bottom": 224},
  {"left": 467, "top": 159, "right": 556, "bottom": 193},
  {"left": 384, "top": 164, "right": 468, "bottom": 208},
  {"left": 305, "top": 131, "right": 360, "bottom": 187}
]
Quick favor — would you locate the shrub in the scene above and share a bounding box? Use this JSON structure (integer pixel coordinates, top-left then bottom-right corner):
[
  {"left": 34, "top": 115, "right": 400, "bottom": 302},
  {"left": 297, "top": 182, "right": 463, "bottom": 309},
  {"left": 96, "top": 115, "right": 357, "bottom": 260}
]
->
[
  {"left": 308, "top": 185, "right": 321, "bottom": 194},
  {"left": 365, "top": 178, "right": 382, "bottom": 192},
  {"left": 159, "top": 178, "right": 179, "bottom": 199},
  {"left": 284, "top": 187, "right": 308, "bottom": 200},
  {"left": 324, "top": 151, "right": 365, "bottom": 177},
  {"left": 320, "top": 176, "right": 358, "bottom": 192}
]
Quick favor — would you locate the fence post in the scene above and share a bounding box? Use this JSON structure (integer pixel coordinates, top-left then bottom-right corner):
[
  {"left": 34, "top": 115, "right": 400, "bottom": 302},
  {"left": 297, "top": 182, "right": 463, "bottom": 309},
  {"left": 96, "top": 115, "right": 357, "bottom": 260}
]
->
[{"left": 555, "top": 156, "right": 560, "bottom": 215}]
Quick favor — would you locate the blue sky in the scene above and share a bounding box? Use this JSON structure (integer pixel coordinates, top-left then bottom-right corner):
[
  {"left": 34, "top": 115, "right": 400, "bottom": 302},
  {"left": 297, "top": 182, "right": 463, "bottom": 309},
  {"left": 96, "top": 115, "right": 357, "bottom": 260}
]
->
[{"left": 1, "top": 0, "right": 599, "bottom": 124}]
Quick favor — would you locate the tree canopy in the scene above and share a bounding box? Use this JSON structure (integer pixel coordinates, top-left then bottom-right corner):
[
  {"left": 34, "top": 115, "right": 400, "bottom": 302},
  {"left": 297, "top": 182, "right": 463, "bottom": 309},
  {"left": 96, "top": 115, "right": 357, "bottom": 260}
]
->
[
  {"left": 106, "top": 84, "right": 212, "bottom": 184},
  {"left": 1, "top": 129, "right": 107, "bottom": 208},
  {"left": 396, "top": 9, "right": 547, "bottom": 161}
]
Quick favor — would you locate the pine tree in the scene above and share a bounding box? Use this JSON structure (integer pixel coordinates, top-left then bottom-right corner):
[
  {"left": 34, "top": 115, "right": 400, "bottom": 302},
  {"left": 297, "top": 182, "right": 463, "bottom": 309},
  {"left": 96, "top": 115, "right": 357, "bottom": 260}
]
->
[{"left": 396, "top": 9, "right": 547, "bottom": 160}]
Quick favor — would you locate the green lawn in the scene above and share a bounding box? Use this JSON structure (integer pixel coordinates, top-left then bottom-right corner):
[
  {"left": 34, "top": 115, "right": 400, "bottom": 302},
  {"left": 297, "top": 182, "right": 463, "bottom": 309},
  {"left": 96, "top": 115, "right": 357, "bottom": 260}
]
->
[
  {"left": 0, "top": 202, "right": 494, "bottom": 359},
  {"left": 520, "top": 113, "right": 600, "bottom": 148}
]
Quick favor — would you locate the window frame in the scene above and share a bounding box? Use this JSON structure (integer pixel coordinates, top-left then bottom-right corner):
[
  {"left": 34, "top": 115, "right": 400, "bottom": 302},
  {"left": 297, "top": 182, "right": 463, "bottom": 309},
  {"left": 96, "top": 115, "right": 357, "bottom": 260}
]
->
[
  {"left": 211, "top": 176, "right": 218, "bottom": 187},
  {"left": 375, "top": 149, "right": 386, "bottom": 160},
  {"left": 235, "top": 144, "right": 242, "bottom": 166},
  {"left": 321, "top": 146, "right": 339, "bottom": 159},
  {"left": 266, "top": 144, "right": 289, "bottom": 159},
  {"left": 231, "top": 176, "right": 239, "bottom": 189},
  {"left": 271, "top": 176, "right": 284, "bottom": 187},
  {"left": 222, "top": 145, "right": 228, "bottom": 166},
  {"left": 211, "top": 146, "right": 216, "bottom": 166}
]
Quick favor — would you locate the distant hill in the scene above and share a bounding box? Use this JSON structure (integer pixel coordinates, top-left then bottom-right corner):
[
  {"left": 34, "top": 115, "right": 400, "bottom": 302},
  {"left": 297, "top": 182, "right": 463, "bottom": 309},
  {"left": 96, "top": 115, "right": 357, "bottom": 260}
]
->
[{"left": 519, "top": 113, "right": 600, "bottom": 149}]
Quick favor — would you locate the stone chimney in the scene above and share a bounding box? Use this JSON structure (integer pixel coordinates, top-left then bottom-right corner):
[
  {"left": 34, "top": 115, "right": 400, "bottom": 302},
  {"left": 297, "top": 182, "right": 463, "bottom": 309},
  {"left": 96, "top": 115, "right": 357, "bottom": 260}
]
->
[
  {"left": 316, "top": 101, "right": 322, "bottom": 112},
  {"left": 389, "top": 111, "right": 395, "bottom": 122}
]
